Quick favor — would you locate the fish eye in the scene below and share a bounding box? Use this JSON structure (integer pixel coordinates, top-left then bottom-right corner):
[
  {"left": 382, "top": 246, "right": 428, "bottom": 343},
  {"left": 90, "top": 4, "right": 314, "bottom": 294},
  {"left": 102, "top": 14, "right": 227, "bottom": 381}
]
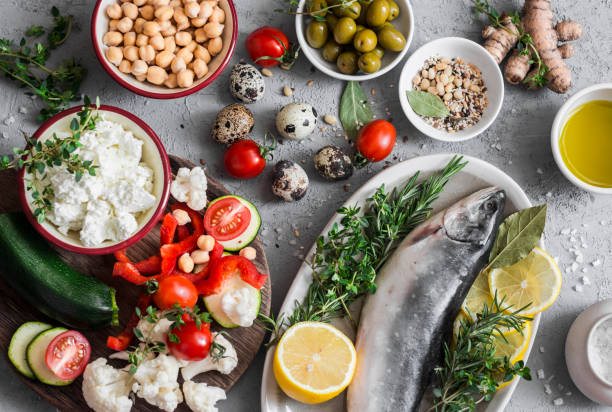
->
[{"left": 485, "top": 200, "right": 497, "bottom": 211}]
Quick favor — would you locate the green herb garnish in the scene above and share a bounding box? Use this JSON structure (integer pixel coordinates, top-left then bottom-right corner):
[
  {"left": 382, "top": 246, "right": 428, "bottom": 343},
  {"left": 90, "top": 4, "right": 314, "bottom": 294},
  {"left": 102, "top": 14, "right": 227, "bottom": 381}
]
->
[
  {"left": 276, "top": 0, "right": 359, "bottom": 21},
  {"left": 406, "top": 90, "right": 450, "bottom": 118},
  {"left": 340, "top": 81, "right": 373, "bottom": 140}
]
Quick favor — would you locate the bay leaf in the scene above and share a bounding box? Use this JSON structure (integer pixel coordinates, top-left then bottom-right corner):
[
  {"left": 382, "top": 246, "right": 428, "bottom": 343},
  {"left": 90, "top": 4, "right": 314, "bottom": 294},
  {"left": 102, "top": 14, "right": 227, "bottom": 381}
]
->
[
  {"left": 487, "top": 204, "right": 547, "bottom": 270},
  {"left": 405, "top": 90, "right": 450, "bottom": 118},
  {"left": 340, "top": 81, "right": 373, "bottom": 139}
]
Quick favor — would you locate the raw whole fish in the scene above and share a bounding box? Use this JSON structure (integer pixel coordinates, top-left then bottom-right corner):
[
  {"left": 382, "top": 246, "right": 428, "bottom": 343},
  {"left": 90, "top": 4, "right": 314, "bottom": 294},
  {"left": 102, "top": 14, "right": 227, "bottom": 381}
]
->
[{"left": 347, "top": 187, "right": 506, "bottom": 412}]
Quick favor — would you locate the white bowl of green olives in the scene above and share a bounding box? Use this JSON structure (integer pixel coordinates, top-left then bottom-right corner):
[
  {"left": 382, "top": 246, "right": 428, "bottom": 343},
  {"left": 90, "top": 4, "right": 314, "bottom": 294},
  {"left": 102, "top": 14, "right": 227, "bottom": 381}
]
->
[{"left": 296, "top": 0, "right": 414, "bottom": 80}]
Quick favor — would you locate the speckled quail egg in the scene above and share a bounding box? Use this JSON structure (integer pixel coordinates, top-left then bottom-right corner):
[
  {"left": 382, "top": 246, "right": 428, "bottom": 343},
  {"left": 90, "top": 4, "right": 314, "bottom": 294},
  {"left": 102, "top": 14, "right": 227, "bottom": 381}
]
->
[
  {"left": 271, "top": 161, "right": 309, "bottom": 202},
  {"left": 275, "top": 102, "right": 318, "bottom": 140},
  {"left": 211, "top": 104, "right": 254, "bottom": 145},
  {"left": 229, "top": 63, "right": 265, "bottom": 104},
  {"left": 314, "top": 146, "right": 354, "bottom": 181}
]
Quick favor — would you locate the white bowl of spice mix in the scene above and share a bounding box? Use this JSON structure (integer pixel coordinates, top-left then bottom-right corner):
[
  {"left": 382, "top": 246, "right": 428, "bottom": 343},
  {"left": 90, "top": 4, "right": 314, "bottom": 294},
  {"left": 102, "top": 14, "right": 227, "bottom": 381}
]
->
[{"left": 398, "top": 37, "right": 504, "bottom": 142}]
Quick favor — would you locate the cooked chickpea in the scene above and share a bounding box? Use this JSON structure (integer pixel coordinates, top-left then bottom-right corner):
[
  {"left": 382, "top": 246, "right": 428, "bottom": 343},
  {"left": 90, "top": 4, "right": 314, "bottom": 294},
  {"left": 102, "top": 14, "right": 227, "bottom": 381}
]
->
[
  {"left": 109, "top": 19, "right": 119, "bottom": 31},
  {"left": 169, "top": 0, "right": 181, "bottom": 7},
  {"left": 139, "top": 5, "right": 154, "bottom": 19},
  {"left": 185, "top": 40, "right": 197, "bottom": 52},
  {"left": 123, "top": 31, "right": 136, "bottom": 46},
  {"left": 194, "top": 28, "right": 208, "bottom": 43},
  {"left": 177, "top": 253, "right": 194, "bottom": 273},
  {"left": 191, "top": 250, "right": 210, "bottom": 264},
  {"left": 132, "top": 59, "right": 148, "bottom": 75},
  {"left": 152, "top": 0, "right": 170, "bottom": 5},
  {"left": 164, "top": 72, "right": 178, "bottom": 88},
  {"left": 150, "top": 34, "right": 165, "bottom": 50},
  {"left": 136, "top": 34, "right": 149, "bottom": 47},
  {"left": 210, "top": 6, "right": 225, "bottom": 23},
  {"left": 139, "top": 44, "right": 155, "bottom": 62},
  {"left": 155, "top": 5, "right": 174, "bottom": 20},
  {"left": 133, "top": 0, "right": 146, "bottom": 5},
  {"left": 106, "top": 3, "right": 122, "bottom": 19},
  {"left": 134, "top": 17, "right": 146, "bottom": 33},
  {"left": 198, "top": 1, "right": 214, "bottom": 20},
  {"left": 171, "top": 56, "right": 186, "bottom": 73},
  {"left": 161, "top": 23, "right": 177, "bottom": 36},
  {"left": 184, "top": 1, "right": 200, "bottom": 18},
  {"left": 134, "top": 73, "right": 146, "bottom": 81},
  {"left": 173, "top": 8, "right": 188, "bottom": 25},
  {"left": 197, "top": 235, "right": 215, "bottom": 252},
  {"left": 103, "top": 31, "right": 123, "bottom": 46},
  {"left": 175, "top": 31, "right": 192, "bottom": 46},
  {"left": 176, "top": 47, "right": 193, "bottom": 64},
  {"left": 207, "top": 37, "right": 222, "bottom": 56},
  {"left": 192, "top": 58, "right": 208, "bottom": 79},
  {"left": 164, "top": 36, "right": 176, "bottom": 53},
  {"left": 194, "top": 45, "right": 211, "bottom": 63},
  {"left": 190, "top": 17, "right": 205, "bottom": 28},
  {"left": 239, "top": 246, "right": 256, "bottom": 261},
  {"left": 106, "top": 46, "right": 123, "bottom": 66},
  {"left": 147, "top": 65, "right": 168, "bottom": 85},
  {"left": 116, "top": 17, "right": 134, "bottom": 34},
  {"left": 203, "top": 22, "right": 223, "bottom": 38},
  {"left": 118, "top": 59, "right": 132, "bottom": 73},
  {"left": 143, "top": 21, "right": 160, "bottom": 37},
  {"left": 155, "top": 50, "right": 175, "bottom": 68},
  {"left": 121, "top": 2, "right": 139, "bottom": 19},
  {"left": 123, "top": 45, "right": 139, "bottom": 61}
]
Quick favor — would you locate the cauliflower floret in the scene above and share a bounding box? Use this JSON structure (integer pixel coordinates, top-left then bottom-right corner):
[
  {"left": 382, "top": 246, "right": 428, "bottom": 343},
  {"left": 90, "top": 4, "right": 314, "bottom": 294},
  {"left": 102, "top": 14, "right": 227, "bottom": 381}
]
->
[
  {"left": 132, "top": 354, "right": 183, "bottom": 412},
  {"left": 221, "top": 286, "right": 258, "bottom": 327},
  {"left": 170, "top": 167, "right": 207, "bottom": 211},
  {"left": 82, "top": 358, "right": 133, "bottom": 412},
  {"left": 181, "top": 333, "right": 237, "bottom": 381},
  {"left": 183, "top": 381, "right": 226, "bottom": 412}
]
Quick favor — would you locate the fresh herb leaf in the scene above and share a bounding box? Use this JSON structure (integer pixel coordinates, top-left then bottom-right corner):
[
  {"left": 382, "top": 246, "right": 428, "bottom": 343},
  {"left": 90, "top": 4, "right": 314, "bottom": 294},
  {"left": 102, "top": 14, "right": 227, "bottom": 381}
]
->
[
  {"left": 405, "top": 90, "right": 450, "bottom": 118},
  {"left": 340, "top": 81, "right": 372, "bottom": 139},
  {"left": 276, "top": 0, "right": 359, "bottom": 22},
  {"left": 486, "top": 205, "right": 547, "bottom": 270}
]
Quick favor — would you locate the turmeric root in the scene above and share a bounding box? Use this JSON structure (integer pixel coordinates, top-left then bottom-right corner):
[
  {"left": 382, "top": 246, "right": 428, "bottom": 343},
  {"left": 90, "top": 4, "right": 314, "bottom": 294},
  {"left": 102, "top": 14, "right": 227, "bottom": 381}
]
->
[
  {"left": 556, "top": 20, "right": 583, "bottom": 42},
  {"left": 558, "top": 43, "right": 575, "bottom": 59},
  {"left": 504, "top": 49, "right": 531, "bottom": 84},
  {"left": 482, "top": 13, "right": 520, "bottom": 64}
]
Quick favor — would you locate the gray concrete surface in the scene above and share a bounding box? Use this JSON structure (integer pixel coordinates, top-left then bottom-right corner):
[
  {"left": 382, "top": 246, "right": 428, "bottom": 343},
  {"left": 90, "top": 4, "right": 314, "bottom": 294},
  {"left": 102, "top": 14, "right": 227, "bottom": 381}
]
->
[{"left": 1, "top": 0, "right": 611, "bottom": 411}]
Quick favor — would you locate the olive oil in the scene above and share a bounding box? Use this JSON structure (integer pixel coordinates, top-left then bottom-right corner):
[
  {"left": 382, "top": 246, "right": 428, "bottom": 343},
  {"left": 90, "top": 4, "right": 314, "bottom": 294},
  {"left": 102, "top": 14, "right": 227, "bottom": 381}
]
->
[{"left": 559, "top": 100, "right": 612, "bottom": 188}]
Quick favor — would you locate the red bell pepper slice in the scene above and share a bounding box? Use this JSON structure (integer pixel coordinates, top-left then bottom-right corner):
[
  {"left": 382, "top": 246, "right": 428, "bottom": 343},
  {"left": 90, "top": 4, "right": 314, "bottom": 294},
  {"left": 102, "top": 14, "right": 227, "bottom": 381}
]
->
[
  {"left": 107, "top": 294, "right": 152, "bottom": 351},
  {"left": 134, "top": 255, "right": 162, "bottom": 275},
  {"left": 114, "top": 249, "right": 131, "bottom": 263},
  {"left": 177, "top": 225, "right": 190, "bottom": 241},
  {"left": 210, "top": 240, "right": 224, "bottom": 261},
  {"left": 171, "top": 203, "right": 204, "bottom": 236},
  {"left": 171, "top": 265, "right": 209, "bottom": 284},
  {"left": 195, "top": 255, "right": 267, "bottom": 296},
  {"left": 160, "top": 213, "right": 178, "bottom": 245}
]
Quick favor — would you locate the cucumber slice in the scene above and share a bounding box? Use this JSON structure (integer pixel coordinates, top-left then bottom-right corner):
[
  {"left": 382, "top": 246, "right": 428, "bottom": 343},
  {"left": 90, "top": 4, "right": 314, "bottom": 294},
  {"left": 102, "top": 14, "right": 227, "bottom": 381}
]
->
[
  {"left": 26, "top": 327, "right": 73, "bottom": 386},
  {"left": 209, "top": 195, "right": 261, "bottom": 251},
  {"left": 204, "top": 278, "right": 261, "bottom": 328},
  {"left": 8, "top": 322, "right": 52, "bottom": 379}
]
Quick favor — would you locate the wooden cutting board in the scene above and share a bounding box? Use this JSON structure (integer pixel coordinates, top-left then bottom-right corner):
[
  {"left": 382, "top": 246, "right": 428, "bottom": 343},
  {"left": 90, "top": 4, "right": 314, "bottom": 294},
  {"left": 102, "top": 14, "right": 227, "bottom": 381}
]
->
[{"left": 0, "top": 155, "right": 271, "bottom": 412}]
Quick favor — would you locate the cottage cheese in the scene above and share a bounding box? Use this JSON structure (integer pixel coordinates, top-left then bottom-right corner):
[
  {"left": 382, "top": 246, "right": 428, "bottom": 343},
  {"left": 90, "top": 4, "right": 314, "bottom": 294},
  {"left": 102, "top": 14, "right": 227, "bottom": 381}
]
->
[
  {"left": 221, "top": 286, "right": 258, "bottom": 327},
  {"left": 36, "top": 117, "right": 156, "bottom": 247}
]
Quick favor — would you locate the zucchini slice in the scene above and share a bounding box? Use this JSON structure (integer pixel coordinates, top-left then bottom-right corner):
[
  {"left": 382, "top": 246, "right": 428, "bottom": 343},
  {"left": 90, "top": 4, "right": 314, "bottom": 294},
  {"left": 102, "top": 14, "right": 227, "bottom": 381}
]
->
[
  {"left": 8, "top": 322, "right": 52, "bottom": 379},
  {"left": 26, "top": 327, "right": 73, "bottom": 386}
]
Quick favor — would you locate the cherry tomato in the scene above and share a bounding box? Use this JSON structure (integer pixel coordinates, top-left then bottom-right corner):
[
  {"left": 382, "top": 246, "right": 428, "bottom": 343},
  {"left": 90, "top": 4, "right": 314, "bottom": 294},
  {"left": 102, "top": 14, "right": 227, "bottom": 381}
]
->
[
  {"left": 356, "top": 119, "right": 397, "bottom": 162},
  {"left": 45, "top": 331, "right": 91, "bottom": 380},
  {"left": 167, "top": 319, "right": 212, "bottom": 361},
  {"left": 153, "top": 275, "right": 198, "bottom": 310},
  {"left": 246, "top": 27, "right": 297, "bottom": 68},
  {"left": 204, "top": 197, "right": 251, "bottom": 241},
  {"left": 224, "top": 136, "right": 275, "bottom": 179}
]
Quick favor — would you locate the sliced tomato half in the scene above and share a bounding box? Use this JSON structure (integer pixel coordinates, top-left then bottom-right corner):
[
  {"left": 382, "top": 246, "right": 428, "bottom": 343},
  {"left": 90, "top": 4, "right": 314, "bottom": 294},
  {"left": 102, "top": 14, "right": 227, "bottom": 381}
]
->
[
  {"left": 203, "top": 197, "right": 251, "bottom": 241},
  {"left": 45, "top": 331, "right": 91, "bottom": 380}
]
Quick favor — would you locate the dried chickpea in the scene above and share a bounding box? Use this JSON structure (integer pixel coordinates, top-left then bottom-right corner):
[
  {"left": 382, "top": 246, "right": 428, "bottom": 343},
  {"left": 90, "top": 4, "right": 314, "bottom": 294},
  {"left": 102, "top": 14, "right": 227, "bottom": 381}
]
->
[
  {"left": 147, "top": 65, "right": 168, "bottom": 85},
  {"left": 194, "top": 28, "right": 208, "bottom": 43},
  {"left": 184, "top": 1, "right": 200, "bottom": 18},
  {"left": 109, "top": 19, "right": 119, "bottom": 31},
  {"left": 103, "top": 31, "right": 123, "bottom": 46},
  {"left": 118, "top": 59, "right": 132, "bottom": 73},
  {"left": 192, "top": 58, "right": 208, "bottom": 79},
  {"left": 116, "top": 17, "right": 134, "bottom": 34},
  {"left": 133, "top": 0, "right": 146, "bottom": 5},
  {"left": 175, "top": 31, "right": 192, "bottom": 46},
  {"left": 203, "top": 22, "right": 223, "bottom": 38},
  {"left": 134, "top": 17, "right": 146, "bottom": 33},
  {"left": 121, "top": 2, "right": 139, "bottom": 19},
  {"left": 139, "top": 45, "right": 155, "bottom": 62},
  {"left": 178, "top": 253, "right": 194, "bottom": 273},
  {"left": 189, "top": 17, "right": 205, "bottom": 28},
  {"left": 185, "top": 41, "right": 197, "bottom": 52},
  {"left": 239, "top": 246, "right": 256, "bottom": 261},
  {"left": 135, "top": 73, "right": 147, "bottom": 82},
  {"left": 106, "top": 3, "right": 122, "bottom": 19},
  {"left": 164, "top": 36, "right": 176, "bottom": 53},
  {"left": 173, "top": 8, "right": 188, "bottom": 26},
  {"left": 143, "top": 21, "right": 160, "bottom": 37},
  {"left": 136, "top": 34, "right": 149, "bottom": 47},
  {"left": 190, "top": 250, "right": 210, "bottom": 264},
  {"left": 164, "top": 72, "right": 178, "bottom": 88},
  {"left": 158, "top": 19, "right": 172, "bottom": 32},
  {"left": 198, "top": 1, "right": 214, "bottom": 20},
  {"left": 132, "top": 59, "right": 148, "bottom": 75},
  {"left": 207, "top": 37, "right": 222, "bottom": 56},
  {"left": 197, "top": 235, "right": 215, "bottom": 252},
  {"left": 150, "top": 34, "right": 165, "bottom": 50},
  {"left": 169, "top": 0, "right": 181, "bottom": 7},
  {"left": 106, "top": 46, "right": 123, "bottom": 66},
  {"left": 194, "top": 45, "right": 211, "bottom": 63},
  {"left": 123, "top": 31, "right": 136, "bottom": 46},
  {"left": 155, "top": 50, "right": 175, "bottom": 68},
  {"left": 155, "top": 5, "right": 174, "bottom": 20},
  {"left": 123, "top": 45, "right": 139, "bottom": 61},
  {"left": 210, "top": 6, "right": 225, "bottom": 23},
  {"left": 172, "top": 209, "right": 191, "bottom": 225},
  {"left": 171, "top": 56, "right": 186, "bottom": 73},
  {"left": 176, "top": 47, "right": 193, "bottom": 64},
  {"left": 139, "top": 5, "right": 154, "bottom": 19},
  {"left": 152, "top": 0, "right": 170, "bottom": 6}
]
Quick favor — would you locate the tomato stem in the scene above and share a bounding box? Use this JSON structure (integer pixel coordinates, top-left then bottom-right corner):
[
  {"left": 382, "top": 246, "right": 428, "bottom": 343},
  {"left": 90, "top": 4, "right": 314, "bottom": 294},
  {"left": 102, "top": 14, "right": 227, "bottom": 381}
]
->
[
  {"left": 259, "top": 132, "right": 277, "bottom": 161},
  {"left": 254, "top": 35, "right": 300, "bottom": 69}
]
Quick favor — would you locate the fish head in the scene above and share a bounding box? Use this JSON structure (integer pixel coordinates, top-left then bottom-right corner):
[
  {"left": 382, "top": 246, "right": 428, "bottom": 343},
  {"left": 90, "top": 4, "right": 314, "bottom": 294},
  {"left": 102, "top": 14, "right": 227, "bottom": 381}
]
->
[{"left": 443, "top": 187, "right": 506, "bottom": 247}]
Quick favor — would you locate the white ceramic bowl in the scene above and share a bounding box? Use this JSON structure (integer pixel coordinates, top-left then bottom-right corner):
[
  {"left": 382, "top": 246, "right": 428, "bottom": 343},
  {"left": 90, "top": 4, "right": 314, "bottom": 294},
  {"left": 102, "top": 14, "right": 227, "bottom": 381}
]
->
[
  {"left": 295, "top": 0, "right": 414, "bottom": 81},
  {"left": 91, "top": 0, "right": 237, "bottom": 99},
  {"left": 551, "top": 83, "right": 612, "bottom": 194},
  {"left": 398, "top": 37, "right": 504, "bottom": 142},
  {"left": 566, "top": 299, "right": 612, "bottom": 406}
]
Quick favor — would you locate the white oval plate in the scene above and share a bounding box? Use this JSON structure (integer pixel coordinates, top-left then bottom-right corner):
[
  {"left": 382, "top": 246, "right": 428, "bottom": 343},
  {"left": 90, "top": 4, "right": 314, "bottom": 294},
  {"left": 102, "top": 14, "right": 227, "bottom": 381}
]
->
[{"left": 261, "top": 153, "right": 542, "bottom": 412}]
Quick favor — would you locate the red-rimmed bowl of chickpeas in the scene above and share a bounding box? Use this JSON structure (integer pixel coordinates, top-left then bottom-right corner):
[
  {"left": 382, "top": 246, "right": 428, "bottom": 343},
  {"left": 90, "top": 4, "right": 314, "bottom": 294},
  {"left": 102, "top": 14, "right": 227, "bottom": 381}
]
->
[{"left": 92, "top": 0, "right": 237, "bottom": 99}]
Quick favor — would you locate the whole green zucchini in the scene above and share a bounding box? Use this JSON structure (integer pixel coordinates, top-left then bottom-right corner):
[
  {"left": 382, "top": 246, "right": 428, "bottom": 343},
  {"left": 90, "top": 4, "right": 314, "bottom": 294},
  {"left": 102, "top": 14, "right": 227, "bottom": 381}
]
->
[{"left": 0, "top": 213, "right": 118, "bottom": 329}]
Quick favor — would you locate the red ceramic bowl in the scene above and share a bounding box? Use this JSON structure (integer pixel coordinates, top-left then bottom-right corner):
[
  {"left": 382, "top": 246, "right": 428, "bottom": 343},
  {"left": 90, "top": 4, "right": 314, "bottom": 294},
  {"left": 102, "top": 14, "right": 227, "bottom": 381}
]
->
[
  {"left": 91, "top": 0, "right": 237, "bottom": 99},
  {"left": 18, "top": 105, "right": 171, "bottom": 255}
]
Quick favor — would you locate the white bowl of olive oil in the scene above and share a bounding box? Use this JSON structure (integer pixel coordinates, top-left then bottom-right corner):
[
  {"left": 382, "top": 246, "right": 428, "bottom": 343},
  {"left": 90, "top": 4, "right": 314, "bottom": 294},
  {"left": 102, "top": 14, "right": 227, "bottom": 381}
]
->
[{"left": 551, "top": 83, "right": 612, "bottom": 194}]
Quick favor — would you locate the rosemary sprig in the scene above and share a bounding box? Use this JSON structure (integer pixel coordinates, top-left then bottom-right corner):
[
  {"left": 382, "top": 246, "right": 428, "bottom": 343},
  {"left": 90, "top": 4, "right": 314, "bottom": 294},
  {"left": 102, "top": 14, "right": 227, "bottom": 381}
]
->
[
  {"left": 429, "top": 295, "right": 532, "bottom": 412},
  {"left": 260, "top": 156, "right": 467, "bottom": 344},
  {"left": 0, "top": 6, "right": 85, "bottom": 121},
  {"left": 471, "top": 0, "right": 549, "bottom": 88},
  {"left": 0, "top": 96, "right": 101, "bottom": 223},
  {"left": 276, "top": 0, "right": 358, "bottom": 22}
]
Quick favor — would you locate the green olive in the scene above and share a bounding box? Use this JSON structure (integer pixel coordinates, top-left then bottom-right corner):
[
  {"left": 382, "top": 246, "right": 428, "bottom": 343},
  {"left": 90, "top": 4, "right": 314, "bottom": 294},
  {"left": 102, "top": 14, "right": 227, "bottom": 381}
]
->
[
  {"left": 377, "top": 26, "right": 406, "bottom": 51},
  {"left": 306, "top": 21, "right": 329, "bottom": 48},
  {"left": 339, "top": 2, "right": 361, "bottom": 19},
  {"left": 355, "top": 24, "right": 366, "bottom": 33},
  {"left": 371, "top": 45, "right": 384, "bottom": 58},
  {"left": 387, "top": 0, "right": 399, "bottom": 21},
  {"left": 333, "top": 17, "right": 357, "bottom": 45},
  {"left": 353, "top": 28, "right": 377, "bottom": 52},
  {"left": 374, "top": 22, "right": 393, "bottom": 32},
  {"left": 337, "top": 51, "right": 359, "bottom": 74},
  {"left": 358, "top": 52, "right": 381, "bottom": 73},
  {"left": 356, "top": 2, "right": 369, "bottom": 25},
  {"left": 309, "top": 0, "right": 328, "bottom": 17},
  {"left": 366, "top": 0, "right": 390, "bottom": 28},
  {"left": 321, "top": 39, "right": 342, "bottom": 62},
  {"left": 326, "top": 14, "right": 339, "bottom": 31}
]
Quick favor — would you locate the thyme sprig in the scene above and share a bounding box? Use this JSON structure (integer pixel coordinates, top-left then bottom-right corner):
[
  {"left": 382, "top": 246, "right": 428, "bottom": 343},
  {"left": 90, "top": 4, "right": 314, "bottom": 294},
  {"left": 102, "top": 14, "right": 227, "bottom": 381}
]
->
[
  {"left": 429, "top": 295, "right": 532, "bottom": 412},
  {"left": 471, "top": 0, "right": 549, "bottom": 88},
  {"left": 260, "top": 156, "right": 467, "bottom": 344},
  {"left": 0, "top": 97, "right": 101, "bottom": 223},
  {"left": 0, "top": 6, "right": 85, "bottom": 121},
  {"left": 276, "top": 0, "right": 358, "bottom": 22}
]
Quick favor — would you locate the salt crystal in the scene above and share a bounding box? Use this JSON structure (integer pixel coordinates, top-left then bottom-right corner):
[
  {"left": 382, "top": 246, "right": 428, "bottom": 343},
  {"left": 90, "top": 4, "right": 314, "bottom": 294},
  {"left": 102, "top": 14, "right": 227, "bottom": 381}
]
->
[
  {"left": 592, "top": 259, "right": 602, "bottom": 267},
  {"left": 536, "top": 168, "right": 544, "bottom": 174},
  {"left": 560, "top": 228, "right": 571, "bottom": 235},
  {"left": 544, "top": 383, "right": 552, "bottom": 394},
  {"left": 537, "top": 369, "right": 545, "bottom": 379},
  {"left": 576, "top": 254, "right": 584, "bottom": 263},
  {"left": 3, "top": 116, "right": 15, "bottom": 126},
  {"left": 571, "top": 262, "right": 579, "bottom": 271},
  {"left": 539, "top": 346, "right": 545, "bottom": 353},
  {"left": 601, "top": 221, "right": 607, "bottom": 225},
  {"left": 508, "top": 160, "right": 513, "bottom": 165},
  {"left": 546, "top": 192, "right": 552, "bottom": 198},
  {"left": 569, "top": 236, "right": 577, "bottom": 243},
  {"left": 18, "top": 106, "right": 27, "bottom": 114},
  {"left": 582, "top": 223, "right": 588, "bottom": 228},
  {"left": 571, "top": 229, "right": 577, "bottom": 235},
  {"left": 582, "top": 276, "right": 591, "bottom": 285},
  {"left": 1, "top": 132, "right": 7, "bottom": 139},
  {"left": 582, "top": 268, "right": 588, "bottom": 273},
  {"left": 574, "top": 284, "right": 583, "bottom": 292},
  {"left": 565, "top": 392, "right": 572, "bottom": 396},
  {"left": 553, "top": 398, "right": 564, "bottom": 406}
]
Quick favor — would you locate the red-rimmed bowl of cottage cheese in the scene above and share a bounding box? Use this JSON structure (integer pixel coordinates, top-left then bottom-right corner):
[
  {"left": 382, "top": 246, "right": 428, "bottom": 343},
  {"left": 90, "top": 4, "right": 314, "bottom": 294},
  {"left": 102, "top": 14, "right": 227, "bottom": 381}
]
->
[{"left": 18, "top": 105, "right": 171, "bottom": 255}]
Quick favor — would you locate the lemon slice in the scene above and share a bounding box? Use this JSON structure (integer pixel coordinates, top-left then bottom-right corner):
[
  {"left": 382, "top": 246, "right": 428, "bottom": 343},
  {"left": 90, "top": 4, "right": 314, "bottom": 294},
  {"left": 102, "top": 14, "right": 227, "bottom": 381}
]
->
[
  {"left": 488, "top": 247, "right": 562, "bottom": 316},
  {"left": 461, "top": 270, "right": 494, "bottom": 320},
  {"left": 273, "top": 321, "right": 357, "bottom": 404},
  {"left": 492, "top": 320, "right": 531, "bottom": 363}
]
